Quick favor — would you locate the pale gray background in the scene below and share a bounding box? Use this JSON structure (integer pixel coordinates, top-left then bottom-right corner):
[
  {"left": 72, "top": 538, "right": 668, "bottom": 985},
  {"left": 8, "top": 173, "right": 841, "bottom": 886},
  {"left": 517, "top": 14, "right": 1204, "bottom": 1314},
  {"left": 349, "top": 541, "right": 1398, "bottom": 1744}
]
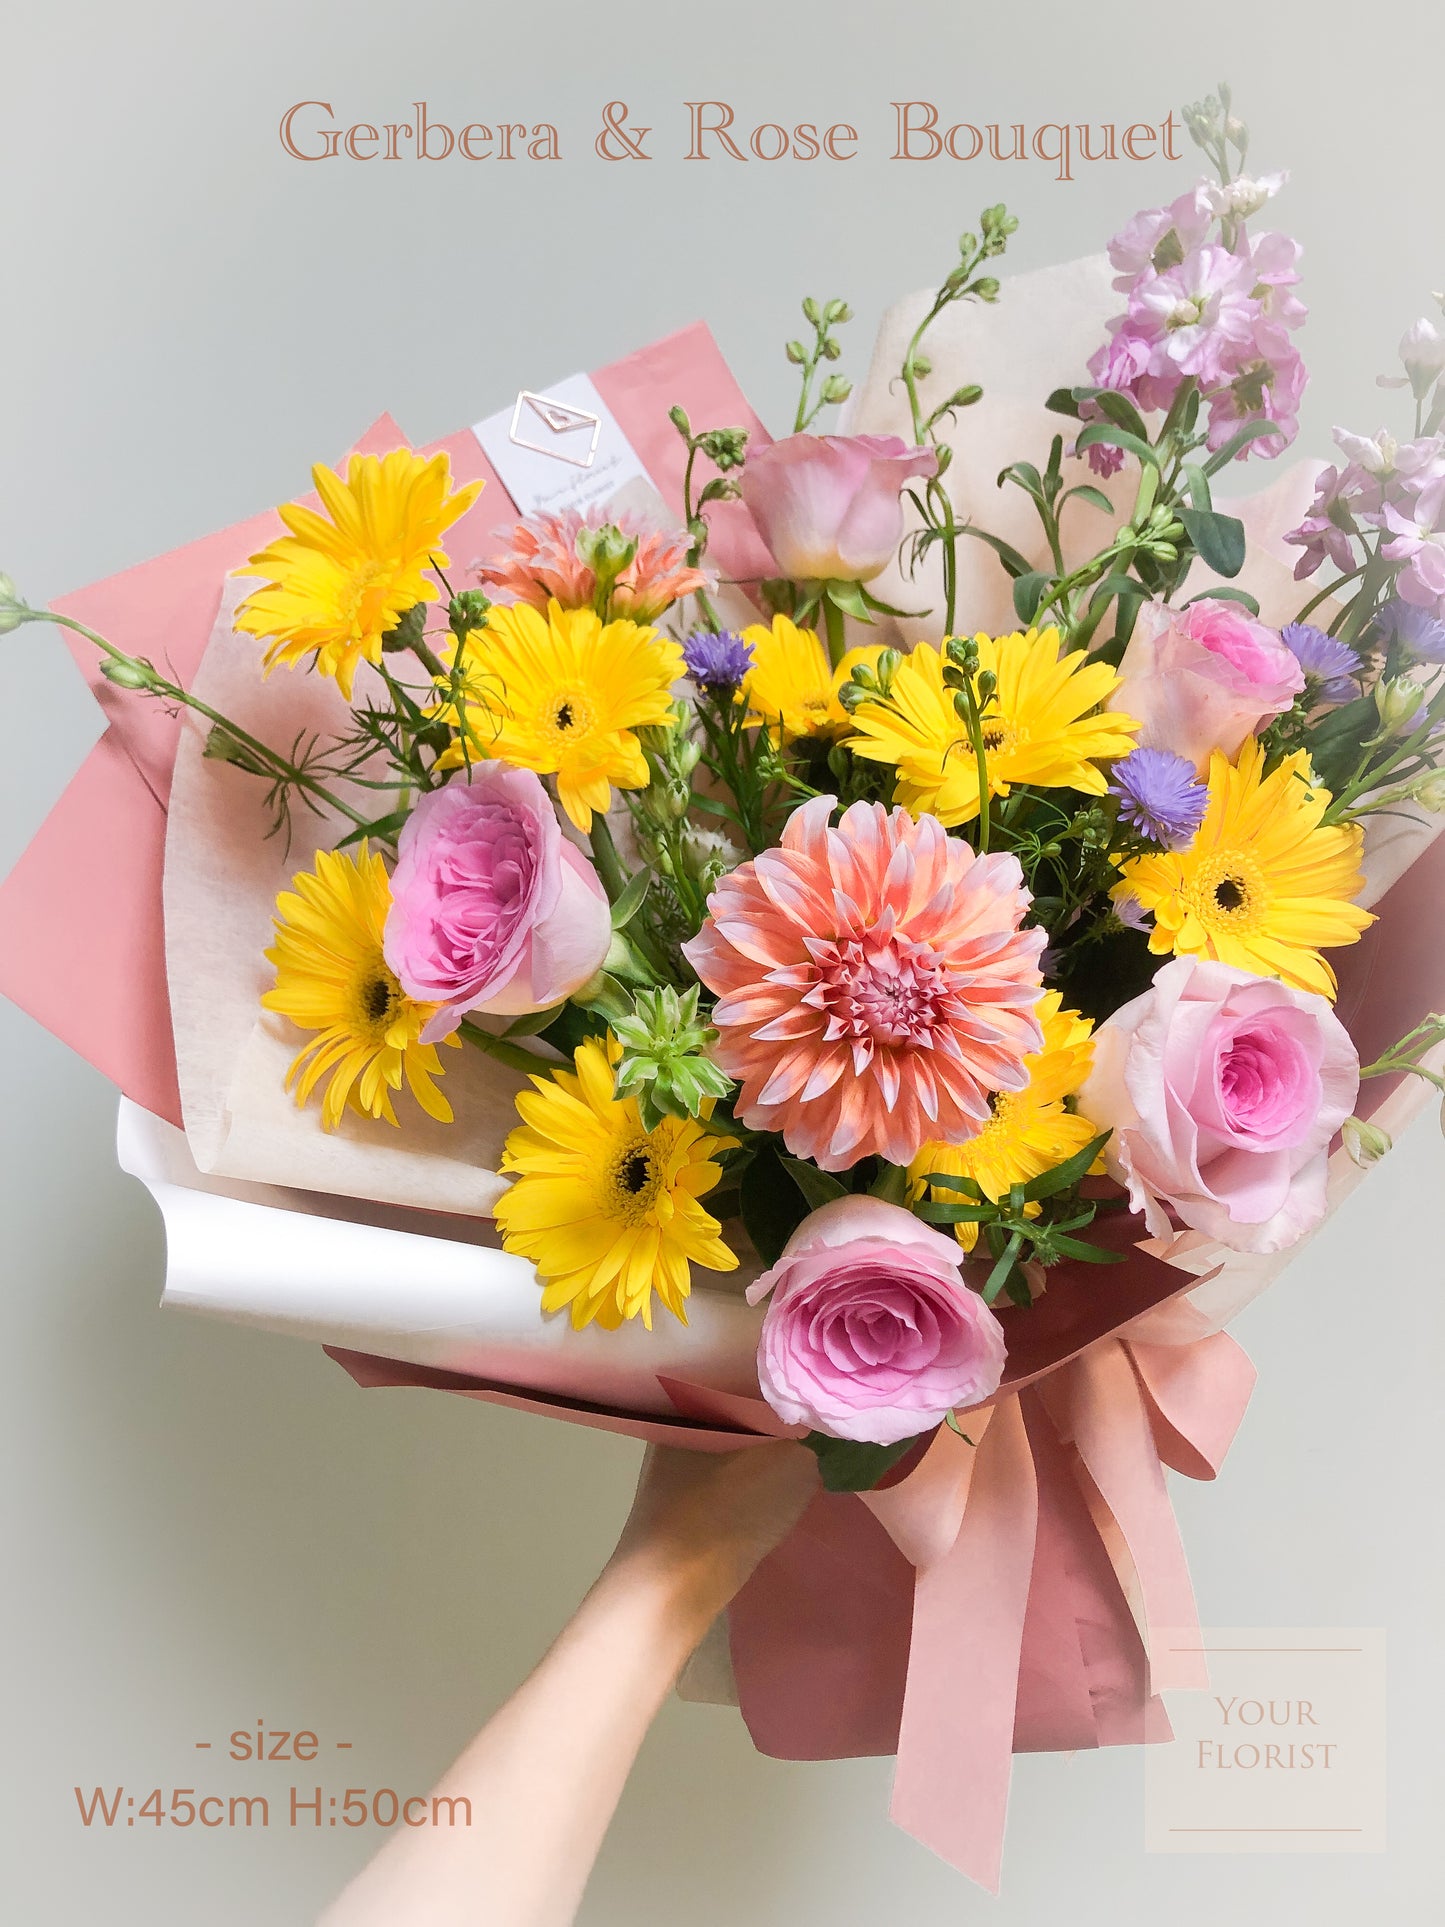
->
[{"left": 3, "top": 1, "right": 1442, "bottom": 1920}]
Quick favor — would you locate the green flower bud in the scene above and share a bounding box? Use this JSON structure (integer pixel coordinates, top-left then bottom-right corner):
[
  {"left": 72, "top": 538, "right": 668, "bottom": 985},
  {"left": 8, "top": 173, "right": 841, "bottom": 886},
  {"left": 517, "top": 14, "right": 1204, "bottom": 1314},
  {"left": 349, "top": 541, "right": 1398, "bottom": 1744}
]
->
[
  {"left": 447, "top": 588, "right": 491, "bottom": 639},
  {"left": 785, "top": 339, "right": 807, "bottom": 365},
  {"left": 0, "top": 572, "right": 24, "bottom": 634},
  {"left": 668, "top": 404, "right": 692, "bottom": 437},
  {"left": 102, "top": 656, "right": 161, "bottom": 692},
  {"left": 802, "top": 296, "right": 821, "bottom": 325},
  {"left": 1374, "top": 676, "right": 1426, "bottom": 736},
  {"left": 1413, "top": 769, "right": 1445, "bottom": 812},
  {"left": 1341, "top": 1115, "right": 1392, "bottom": 1168},
  {"left": 821, "top": 374, "right": 852, "bottom": 405}
]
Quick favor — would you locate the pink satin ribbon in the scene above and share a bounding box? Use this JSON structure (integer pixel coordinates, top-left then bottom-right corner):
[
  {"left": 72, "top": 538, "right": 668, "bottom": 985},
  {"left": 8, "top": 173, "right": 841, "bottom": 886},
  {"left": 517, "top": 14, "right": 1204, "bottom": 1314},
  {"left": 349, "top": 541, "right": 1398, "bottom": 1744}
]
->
[{"left": 726, "top": 1324, "right": 1255, "bottom": 1891}]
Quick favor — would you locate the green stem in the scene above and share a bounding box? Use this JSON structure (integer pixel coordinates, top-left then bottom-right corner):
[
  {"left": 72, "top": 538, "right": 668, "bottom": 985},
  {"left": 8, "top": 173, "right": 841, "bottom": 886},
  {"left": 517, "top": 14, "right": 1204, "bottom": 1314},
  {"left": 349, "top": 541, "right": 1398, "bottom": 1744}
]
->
[
  {"left": 457, "top": 1020, "right": 558, "bottom": 1080},
  {"left": 30, "top": 609, "right": 372, "bottom": 828},
  {"left": 869, "top": 1161, "right": 910, "bottom": 1204},
  {"left": 587, "top": 815, "right": 629, "bottom": 903}
]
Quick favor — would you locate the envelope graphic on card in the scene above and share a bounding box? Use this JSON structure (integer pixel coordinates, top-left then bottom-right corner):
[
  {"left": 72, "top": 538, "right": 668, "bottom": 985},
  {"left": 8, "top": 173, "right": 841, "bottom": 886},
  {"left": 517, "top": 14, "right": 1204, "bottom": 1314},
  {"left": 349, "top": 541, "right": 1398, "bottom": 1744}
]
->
[{"left": 508, "top": 389, "right": 602, "bottom": 468}]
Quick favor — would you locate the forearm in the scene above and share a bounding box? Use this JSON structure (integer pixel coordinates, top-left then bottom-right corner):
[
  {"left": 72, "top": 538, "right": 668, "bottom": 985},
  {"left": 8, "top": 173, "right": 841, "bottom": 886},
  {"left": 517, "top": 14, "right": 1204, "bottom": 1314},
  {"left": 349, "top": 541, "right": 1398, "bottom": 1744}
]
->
[{"left": 318, "top": 1550, "right": 725, "bottom": 1927}]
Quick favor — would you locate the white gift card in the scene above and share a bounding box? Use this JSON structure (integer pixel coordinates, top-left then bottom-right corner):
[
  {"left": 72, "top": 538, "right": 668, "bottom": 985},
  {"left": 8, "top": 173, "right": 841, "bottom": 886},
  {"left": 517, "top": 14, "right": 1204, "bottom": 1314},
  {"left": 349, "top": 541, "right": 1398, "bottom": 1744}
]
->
[{"left": 473, "top": 371, "right": 653, "bottom": 518}]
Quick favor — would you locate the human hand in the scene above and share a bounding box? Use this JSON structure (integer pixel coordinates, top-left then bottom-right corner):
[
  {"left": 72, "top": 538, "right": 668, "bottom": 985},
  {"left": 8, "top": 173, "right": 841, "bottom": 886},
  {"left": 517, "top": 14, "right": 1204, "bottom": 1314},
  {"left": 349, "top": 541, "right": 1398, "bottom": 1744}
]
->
[{"left": 607, "top": 1441, "right": 818, "bottom": 1630}]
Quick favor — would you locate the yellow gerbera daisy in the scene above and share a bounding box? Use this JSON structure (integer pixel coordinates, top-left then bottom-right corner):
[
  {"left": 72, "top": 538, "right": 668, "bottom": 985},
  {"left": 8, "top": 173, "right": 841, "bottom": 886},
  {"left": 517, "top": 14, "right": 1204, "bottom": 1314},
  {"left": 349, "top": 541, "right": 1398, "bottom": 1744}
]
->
[
  {"left": 495, "top": 1036, "right": 738, "bottom": 1330},
  {"left": 1115, "top": 737, "right": 1373, "bottom": 999},
  {"left": 437, "top": 600, "right": 683, "bottom": 832},
  {"left": 909, "top": 992, "right": 1102, "bottom": 1249},
  {"left": 234, "top": 449, "right": 482, "bottom": 700},
  {"left": 263, "top": 844, "right": 457, "bottom": 1130},
  {"left": 848, "top": 629, "right": 1140, "bottom": 825},
  {"left": 740, "top": 614, "right": 884, "bottom": 743}
]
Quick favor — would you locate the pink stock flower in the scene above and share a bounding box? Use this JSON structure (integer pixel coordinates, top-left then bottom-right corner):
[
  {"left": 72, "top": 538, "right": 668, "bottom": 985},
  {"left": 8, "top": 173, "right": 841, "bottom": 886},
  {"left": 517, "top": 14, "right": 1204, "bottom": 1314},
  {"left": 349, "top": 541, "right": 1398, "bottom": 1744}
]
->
[
  {"left": 1079, "top": 957, "right": 1359, "bottom": 1255},
  {"left": 1383, "top": 476, "right": 1445, "bottom": 610},
  {"left": 476, "top": 507, "right": 713, "bottom": 621},
  {"left": 1284, "top": 460, "right": 1375, "bottom": 579},
  {"left": 747, "top": 1195, "right": 1007, "bottom": 1443},
  {"left": 383, "top": 763, "right": 611, "bottom": 1036},
  {"left": 1115, "top": 599, "right": 1305, "bottom": 770},
  {"left": 1126, "top": 245, "right": 1260, "bottom": 384},
  {"left": 741, "top": 433, "right": 937, "bottom": 584},
  {"left": 683, "top": 797, "right": 1045, "bottom": 1171},
  {"left": 1106, "top": 185, "right": 1212, "bottom": 290},
  {"left": 1205, "top": 320, "right": 1308, "bottom": 458}
]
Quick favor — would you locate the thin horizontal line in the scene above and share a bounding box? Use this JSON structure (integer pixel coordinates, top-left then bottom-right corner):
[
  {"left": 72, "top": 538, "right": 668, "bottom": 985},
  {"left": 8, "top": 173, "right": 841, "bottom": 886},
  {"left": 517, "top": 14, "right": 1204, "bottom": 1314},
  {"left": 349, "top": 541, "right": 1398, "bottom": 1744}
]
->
[{"left": 194, "top": 1742, "right": 211, "bottom": 1749}]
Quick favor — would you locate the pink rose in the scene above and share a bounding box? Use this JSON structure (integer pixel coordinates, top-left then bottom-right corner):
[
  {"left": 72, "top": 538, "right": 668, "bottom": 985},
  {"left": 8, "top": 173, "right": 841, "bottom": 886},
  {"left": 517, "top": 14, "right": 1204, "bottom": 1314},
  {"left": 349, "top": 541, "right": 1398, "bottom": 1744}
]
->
[
  {"left": 384, "top": 763, "right": 611, "bottom": 1037},
  {"left": 1115, "top": 600, "right": 1305, "bottom": 770},
  {"left": 746, "top": 1195, "right": 1006, "bottom": 1444},
  {"left": 741, "top": 433, "right": 937, "bottom": 584},
  {"left": 1078, "top": 957, "right": 1359, "bottom": 1255}
]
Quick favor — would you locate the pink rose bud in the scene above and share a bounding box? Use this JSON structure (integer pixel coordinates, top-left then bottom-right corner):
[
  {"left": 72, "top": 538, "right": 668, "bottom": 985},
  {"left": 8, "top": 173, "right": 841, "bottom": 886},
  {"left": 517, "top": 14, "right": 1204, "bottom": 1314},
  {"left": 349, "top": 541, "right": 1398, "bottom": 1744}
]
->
[
  {"left": 741, "top": 433, "right": 937, "bottom": 584},
  {"left": 1115, "top": 599, "right": 1306, "bottom": 770},
  {"left": 383, "top": 762, "right": 611, "bottom": 1038},
  {"left": 746, "top": 1194, "right": 1006, "bottom": 1444},
  {"left": 1079, "top": 956, "right": 1360, "bottom": 1255}
]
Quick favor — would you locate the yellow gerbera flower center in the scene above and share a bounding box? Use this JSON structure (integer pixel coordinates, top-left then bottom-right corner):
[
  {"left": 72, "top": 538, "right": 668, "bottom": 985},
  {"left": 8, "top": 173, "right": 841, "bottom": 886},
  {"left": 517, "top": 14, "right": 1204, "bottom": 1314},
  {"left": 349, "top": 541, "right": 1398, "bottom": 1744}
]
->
[
  {"left": 1187, "top": 850, "right": 1270, "bottom": 935},
  {"left": 603, "top": 1137, "right": 666, "bottom": 1220},
  {"left": 351, "top": 959, "right": 404, "bottom": 1039}
]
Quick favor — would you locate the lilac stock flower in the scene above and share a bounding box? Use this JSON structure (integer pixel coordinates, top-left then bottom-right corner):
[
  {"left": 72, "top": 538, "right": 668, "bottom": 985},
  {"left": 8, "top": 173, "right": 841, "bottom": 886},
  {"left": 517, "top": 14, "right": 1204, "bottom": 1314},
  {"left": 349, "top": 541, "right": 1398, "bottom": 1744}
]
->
[
  {"left": 1382, "top": 476, "right": 1445, "bottom": 611},
  {"left": 1378, "top": 598, "right": 1445, "bottom": 664},
  {"left": 1280, "top": 622, "right": 1361, "bottom": 704},
  {"left": 682, "top": 628, "right": 754, "bottom": 692},
  {"left": 1087, "top": 185, "right": 1309, "bottom": 472},
  {"left": 1109, "top": 746, "right": 1210, "bottom": 848}
]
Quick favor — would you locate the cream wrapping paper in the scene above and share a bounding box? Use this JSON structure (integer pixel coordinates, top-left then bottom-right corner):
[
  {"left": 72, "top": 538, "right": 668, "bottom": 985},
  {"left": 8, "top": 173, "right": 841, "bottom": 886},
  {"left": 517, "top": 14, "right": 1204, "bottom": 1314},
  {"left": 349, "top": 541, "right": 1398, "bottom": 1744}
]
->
[{"left": 119, "top": 1099, "right": 763, "bottom": 1412}]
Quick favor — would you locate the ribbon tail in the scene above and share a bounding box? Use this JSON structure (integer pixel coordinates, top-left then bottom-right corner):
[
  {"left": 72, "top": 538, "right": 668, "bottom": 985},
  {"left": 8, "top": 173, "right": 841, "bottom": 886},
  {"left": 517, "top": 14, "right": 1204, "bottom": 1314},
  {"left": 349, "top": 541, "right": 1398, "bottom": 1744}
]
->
[{"left": 889, "top": 1394, "right": 1038, "bottom": 1893}]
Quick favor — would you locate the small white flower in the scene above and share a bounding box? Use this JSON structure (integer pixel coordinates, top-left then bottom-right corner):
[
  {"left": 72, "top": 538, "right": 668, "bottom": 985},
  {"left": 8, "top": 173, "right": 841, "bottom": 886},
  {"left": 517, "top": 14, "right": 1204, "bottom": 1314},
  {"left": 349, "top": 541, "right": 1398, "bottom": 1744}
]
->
[{"left": 1200, "top": 171, "right": 1286, "bottom": 221}]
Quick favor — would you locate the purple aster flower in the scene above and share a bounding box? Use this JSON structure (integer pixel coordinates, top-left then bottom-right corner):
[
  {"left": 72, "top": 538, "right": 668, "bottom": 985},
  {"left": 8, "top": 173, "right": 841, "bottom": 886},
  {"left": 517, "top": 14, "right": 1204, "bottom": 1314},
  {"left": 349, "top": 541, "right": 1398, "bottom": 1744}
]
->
[
  {"left": 682, "top": 628, "right": 753, "bottom": 692},
  {"left": 1280, "top": 622, "right": 1361, "bottom": 704},
  {"left": 1378, "top": 597, "right": 1445, "bottom": 665},
  {"left": 1109, "top": 747, "right": 1209, "bottom": 849}
]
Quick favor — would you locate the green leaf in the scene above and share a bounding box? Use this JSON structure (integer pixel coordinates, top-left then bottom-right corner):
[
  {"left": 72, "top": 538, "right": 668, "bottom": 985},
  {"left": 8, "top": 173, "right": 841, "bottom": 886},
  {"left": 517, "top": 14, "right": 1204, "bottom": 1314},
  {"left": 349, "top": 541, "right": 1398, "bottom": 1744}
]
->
[
  {"left": 824, "top": 578, "right": 873, "bottom": 622},
  {"left": 1073, "top": 423, "right": 1161, "bottom": 471},
  {"left": 1182, "top": 462, "right": 1214, "bottom": 512},
  {"left": 780, "top": 1157, "right": 850, "bottom": 1211},
  {"left": 1060, "top": 484, "right": 1116, "bottom": 515},
  {"left": 804, "top": 1430, "right": 923, "bottom": 1493},
  {"left": 998, "top": 460, "right": 1045, "bottom": 499},
  {"left": 738, "top": 1147, "right": 812, "bottom": 1268},
  {"left": 1012, "top": 570, "right": 1052, "bottom": 625},
  {"left": 981, "top": 1230, "right": 1025, "bottom": 1304},
  {"left": 1019, "top": 1131, "right": 1111, "bottom": 1202},
  {"left": 955, "top": 524, "right": 1035, "bottom": 581},
  {"left": 334, "top": 807, "right": 411, "bottom": 850},
  {"left": 920, "top": 1171, "right": 985, "bottom": 1200},
  {"left": 1091, "top": 389, "right": 1151, "bottom": 442},
  {"left": 1045, "top": 387, "right": 1084, "bottom": 420},
  {"left": 1087, "top": 573, "right": 1146, "bottom": 607},
  {"left": 502, "top": 1004, "right": 566, "bottom": 1038},
  {"left": 1183, "top": 585, "right": 1260, "bottom": 616},
  {"left": 609, "top": 869, "right": 650, "bottom": 930},
  {"left": 859, "top": 585, "right": 928, "bottom": 620},
  {"left": 1178, "top": 508, "right": 1247, "bottom": 579},
  {"left": 1202, "top": 418, "right": 1278, "bottom": 473},
  {"left": 917, "top": 1201, "right": 993, "bottom": 1225},
  {"left": 1051, "top": 1233, "right": 1126, "bottom": 1264}
]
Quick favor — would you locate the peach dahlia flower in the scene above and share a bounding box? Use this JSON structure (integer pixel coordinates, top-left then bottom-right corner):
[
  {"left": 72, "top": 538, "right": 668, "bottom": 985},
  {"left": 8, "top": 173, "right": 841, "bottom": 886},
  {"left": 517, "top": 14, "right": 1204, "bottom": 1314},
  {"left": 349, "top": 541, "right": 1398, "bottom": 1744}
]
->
[{"left": 683, "top": 798, "right": 1046, "bottom": 1171}]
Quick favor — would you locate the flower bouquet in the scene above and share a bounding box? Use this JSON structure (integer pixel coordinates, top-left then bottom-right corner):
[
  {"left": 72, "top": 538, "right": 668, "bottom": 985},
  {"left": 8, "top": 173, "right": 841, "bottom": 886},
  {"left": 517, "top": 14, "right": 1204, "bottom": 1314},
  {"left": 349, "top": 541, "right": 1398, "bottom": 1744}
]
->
[{"left": 5, "top": 86, "right": 1445, "bottom": 1887}]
